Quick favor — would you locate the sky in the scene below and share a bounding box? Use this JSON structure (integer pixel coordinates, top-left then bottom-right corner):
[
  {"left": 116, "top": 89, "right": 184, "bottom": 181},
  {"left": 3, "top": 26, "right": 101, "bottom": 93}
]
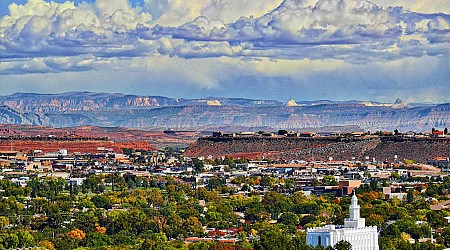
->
[{"left": 0, "top": 0, "right": 449, "bottom": 103}]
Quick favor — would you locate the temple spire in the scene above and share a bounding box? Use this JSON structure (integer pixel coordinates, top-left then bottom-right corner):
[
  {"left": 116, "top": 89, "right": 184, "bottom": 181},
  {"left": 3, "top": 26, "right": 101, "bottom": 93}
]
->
[
  {"left": 345, "top": 192, "right": 365, "bottom": 228},
  {"left": 349, "top": 192, "right": 360, "bottom": 220}
]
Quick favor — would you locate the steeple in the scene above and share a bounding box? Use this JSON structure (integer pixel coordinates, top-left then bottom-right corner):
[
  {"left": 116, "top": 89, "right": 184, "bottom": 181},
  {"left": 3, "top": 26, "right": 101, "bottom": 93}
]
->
[
  {"left": 344, "top": 192, "right": 366, "bottom": 228},
  {"left": 349, "top": 193, "right": 360, "bottom": 220}
]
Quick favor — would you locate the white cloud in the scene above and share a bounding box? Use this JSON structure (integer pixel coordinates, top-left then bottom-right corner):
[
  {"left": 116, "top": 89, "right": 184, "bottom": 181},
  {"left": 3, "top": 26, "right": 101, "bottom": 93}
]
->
[
  {"left": 0, "top": 55, "right": 106, "bottom": 74},
  {"left": 371, "top": 0, "right": 450, "bottom": 14},
  {"left": 1, "top": 0, "right": 448, "bottom": 63},
  {"left": 144, "top": 0, "right": 283, "bottom": 26},
  {"left": 200, "top": 0, "right": 283, "bottom": 24},
  {"left": 0, "top": 0, "right": 153, "bottom": 58}
]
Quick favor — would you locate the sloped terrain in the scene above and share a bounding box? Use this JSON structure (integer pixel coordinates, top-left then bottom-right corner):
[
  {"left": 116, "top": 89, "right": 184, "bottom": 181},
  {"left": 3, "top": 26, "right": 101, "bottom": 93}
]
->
[
  {"left": 0, "top": 92, "right": 448, "bottom": 131},
  {"left": 185, "top": 137, "right": 450, "bottom": 163}
]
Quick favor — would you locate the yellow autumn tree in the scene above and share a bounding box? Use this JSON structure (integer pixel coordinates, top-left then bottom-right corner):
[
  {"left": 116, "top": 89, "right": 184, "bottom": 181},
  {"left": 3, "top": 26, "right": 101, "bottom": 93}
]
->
[
  {"left": 68, "top": 228, "right": 86, "bottom": 239},
  {"left": 38, "top": 240, "right": 56, "bottom": 250},
  {"left": 95, "top": 226, "right": 107, "bottom": 234}
]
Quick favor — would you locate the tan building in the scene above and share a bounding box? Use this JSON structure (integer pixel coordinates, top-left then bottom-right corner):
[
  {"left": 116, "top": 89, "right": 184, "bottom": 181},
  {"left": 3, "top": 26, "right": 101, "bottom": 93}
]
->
[{"left": 339, "top": 180, "right": 362, "bottom": 195}]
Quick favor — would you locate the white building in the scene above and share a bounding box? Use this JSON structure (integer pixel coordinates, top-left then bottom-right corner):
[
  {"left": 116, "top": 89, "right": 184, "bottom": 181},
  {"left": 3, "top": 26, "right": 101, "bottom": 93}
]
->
[{"left": 306, "top": 193, "right": 379, "bottom": 250}]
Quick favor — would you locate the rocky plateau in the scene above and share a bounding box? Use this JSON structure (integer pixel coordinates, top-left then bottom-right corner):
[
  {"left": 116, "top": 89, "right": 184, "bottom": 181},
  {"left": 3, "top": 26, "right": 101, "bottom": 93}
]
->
[{"left": 0, "top": 92, "right": 448, "bottom": 132}]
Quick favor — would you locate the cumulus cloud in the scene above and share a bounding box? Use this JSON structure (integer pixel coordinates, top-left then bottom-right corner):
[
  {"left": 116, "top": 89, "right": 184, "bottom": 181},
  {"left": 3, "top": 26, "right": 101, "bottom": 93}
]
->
[
  {"left": 0, "top": 55, "right": 108, "bottom": 74},
  {"left": 144, "top": 0, "right": 282, "bottom": 25},
  {"left": 371, "top": 0, "right": 450, "bottom": 14},
  {"left": 0, "top": 0, "right": 153, "bottom": 59},
  {"left": 1, "top": 0, "right": 448, "bottom": 64}
]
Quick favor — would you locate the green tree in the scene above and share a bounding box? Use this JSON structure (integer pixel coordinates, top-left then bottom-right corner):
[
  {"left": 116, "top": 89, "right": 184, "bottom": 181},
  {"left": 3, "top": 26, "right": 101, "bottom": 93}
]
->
[
  {"left": 406, "top": 189, "right": 415, "bottom": 203},
  {"left": 260, "top": 176, "right": 273, "bottom": 187},
  {"left": 183, "top": 217, "right": 204, "bottom": 237},
  {"left": 46, "top": 203, "right": 64, "bottom": 228},
  {"left": 322, "top": 176, "right": 338, "bottom": 186},
  {"left": 262, "top": 191, "right": 292, "bottom": 219},
  {"left": 334, "top": 240, "right": 352, "bottom": 250},
  {"left": 278, "top": 212, "right": 300, "bottom": 226},
  {"left": 83, "top": 232, "right": 110, "bottom": 248},
  {"left": 253, "top": 225, "right": 312, "bottom": 250},
  {"left": 381, "top": 224, "right": 401, "bottom": 238},
  {"left": 74, "top": 211, "right": 99, "bottom": 233},
  {"left": 17, "top": 230, "right": 35, "bottom": 248},
  {"left": 0, "top": 233, "right": 19, "bottom": 249},
  {"left": 441, "top": 227, "right": 450, "bottom": 246},
  {"left": 140, "top": 232, "right": 169, "bottom": 250},
  {"left": 91, "top": 195, "right": 112, "bottom": 209},
  {"left": 192, "top": 158, "right": 205, "bottom": 173}
]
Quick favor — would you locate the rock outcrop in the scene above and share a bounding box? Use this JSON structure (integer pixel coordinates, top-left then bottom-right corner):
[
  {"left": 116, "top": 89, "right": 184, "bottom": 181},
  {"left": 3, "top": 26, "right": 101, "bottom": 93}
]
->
[{"left": 185, "top": 136, "right": 450, "bottom": 163}]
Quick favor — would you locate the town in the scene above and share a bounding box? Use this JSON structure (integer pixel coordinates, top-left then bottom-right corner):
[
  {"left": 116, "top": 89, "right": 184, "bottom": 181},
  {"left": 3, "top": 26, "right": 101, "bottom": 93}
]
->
[
  {"left": 1, "top": 0, "right": 448, "bottom": 248},
  {"left": 0, "top": 129, "right": 449, "bottom": 250}
]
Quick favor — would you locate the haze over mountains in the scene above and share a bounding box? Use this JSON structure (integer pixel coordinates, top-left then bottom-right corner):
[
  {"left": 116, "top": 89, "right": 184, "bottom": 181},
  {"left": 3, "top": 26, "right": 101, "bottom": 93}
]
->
[{"left": 0, "top": 92, "right": 448, "bottom": 132}]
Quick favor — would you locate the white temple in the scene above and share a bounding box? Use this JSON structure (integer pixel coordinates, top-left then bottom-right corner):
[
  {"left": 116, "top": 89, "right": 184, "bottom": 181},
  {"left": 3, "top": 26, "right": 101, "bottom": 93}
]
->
[{"left": 306, "top": 193, "right": 379, "bottom": 250}]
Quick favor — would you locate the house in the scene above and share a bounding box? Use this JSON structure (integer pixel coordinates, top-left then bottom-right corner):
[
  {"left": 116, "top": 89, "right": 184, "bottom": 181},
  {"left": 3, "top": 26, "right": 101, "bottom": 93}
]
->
[
  {"left": 67, "top": 178, "right": 85, "bottom": 186},
  {"left": 444, "top": 216, "right": 450, "bottom": 224},
  {"left": 351, "top": 132, "right": 365, "bottom": 137},
  {"left": 427, "top": 158, "right": 450, "bottom": 169},
  {"left": 431, "top": 200, "right": 450, "bottom": 211},
  {"left": 303, "top": 186, "right": 343, "bottom": 197},
  {"left": 432, "top": 130, "right": 445, "bottom": 138},
  {"left": 300, "top": 132, "right": 317, "bottom": 137},
  {"left": 11, "top": 177, "right": 29, "bottom": 187}
]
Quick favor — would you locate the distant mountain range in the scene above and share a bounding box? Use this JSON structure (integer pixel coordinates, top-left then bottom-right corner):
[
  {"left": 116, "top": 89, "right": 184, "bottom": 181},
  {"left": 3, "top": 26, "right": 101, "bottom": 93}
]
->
[{"left": 0, "top": 92, "right": 448, "bottom": 131}]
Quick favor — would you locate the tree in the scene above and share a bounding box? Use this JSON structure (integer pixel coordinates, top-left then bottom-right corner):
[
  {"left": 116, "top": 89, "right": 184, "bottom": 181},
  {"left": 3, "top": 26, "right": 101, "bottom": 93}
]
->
[
  {"left": 17, "top": 230, "right": 34, "bottom": 248},
  {"left": 140, "top": 232, "right": 169, "bottom": 250},
  {"left": 262, "top": 191, "right": 292, "bottom": 219},
  {"left": 381, "top": 224, "right": 401, "bottom": 238},
  {"left": 253, "top": 226, "right": 294, "bottom": 250},
  {"left": 222, "top": 156, "right": 234, "bottom": 168},
  {"left": 142, "top": 178, "right": 149, "bottom": 188},
  {"left": 183, "top": 217, "right": 204, "bottom": 237},
  {"left": 91, "top": 195, "right": 112, "bottom": 209},
  {"left": 391, "top": 172, "right": 401, "bottom": 180},
  {"left": 366, "top": 213, "right": 385, "bottom": 228},
  {"left": 322, "top": 176, "right": 338, "bottom": 186},
  {"left": 83, "top": 232, "right": 110, "bottom": 248},
  {"left": 441, "top": 227, "right": 450, "bottom": 246},
  {"left": 394, "top": 129, "right": 399, "bottom": 135},
  {"left": 74, "top": 211, "right": 99, "bottom": 233},
  {"left": 68, "top": 229, "right": 86, "bottom": 240},
  {"left": 278, "top": 212, "right": 300, "bottom": 226},
  {"left": 260, "top": 176, "right": 273, "bottom": 187},
  {"left": 406, "top": 190, "right": 414, "bottom": 203},
  {"left": 38, "top": 240, "right": 56, "bottom": 250},
  {"left": 0, "top": 216, "right": 9, "bottom": 229},
  {"left": 46, "top": 203, "right": 64, "bottom": 228},
  {"left": 334, "top": 240, "right": 352, "bottom": 250},
  {"left": 445, "top": 127, "right": 448, "bottom": 135},
  {"left": 0, "top": 233, "right": 19, "bottom": 249},
  {"left": 192, "top": 158, "right": 205, "bottom": 173}
]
